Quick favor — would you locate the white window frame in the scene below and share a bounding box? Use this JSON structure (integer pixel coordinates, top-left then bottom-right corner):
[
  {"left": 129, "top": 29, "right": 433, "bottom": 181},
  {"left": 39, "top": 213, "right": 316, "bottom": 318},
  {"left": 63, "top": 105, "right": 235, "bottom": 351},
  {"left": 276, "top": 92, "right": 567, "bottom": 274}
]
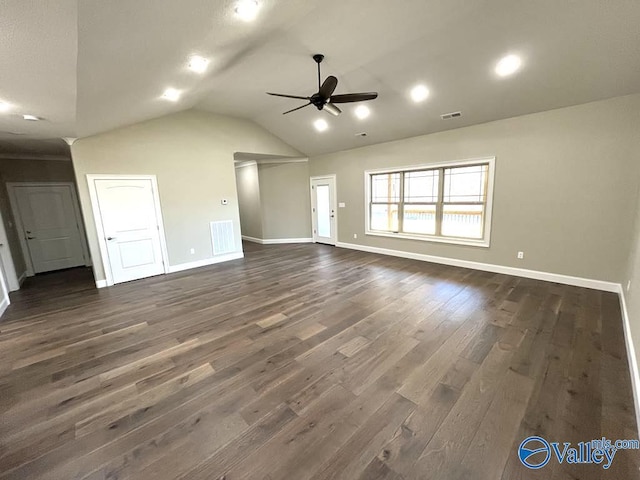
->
[{"left": 364, "top": 157, "right": 495, "bottom": 248}]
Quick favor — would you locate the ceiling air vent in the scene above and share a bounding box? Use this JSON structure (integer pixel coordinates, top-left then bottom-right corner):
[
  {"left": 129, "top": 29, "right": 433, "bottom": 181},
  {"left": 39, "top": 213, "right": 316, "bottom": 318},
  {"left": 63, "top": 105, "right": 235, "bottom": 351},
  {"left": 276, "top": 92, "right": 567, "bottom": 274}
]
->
[{"left": 440, "top": 111, "right": 462, "bottom": 120}]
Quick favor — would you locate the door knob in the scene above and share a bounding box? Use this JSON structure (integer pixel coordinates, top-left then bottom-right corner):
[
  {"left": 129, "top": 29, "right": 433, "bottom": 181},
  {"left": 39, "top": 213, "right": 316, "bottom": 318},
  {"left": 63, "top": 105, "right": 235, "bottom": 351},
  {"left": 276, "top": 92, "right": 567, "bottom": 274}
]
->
[
  {"left": 107, "top": 237, "right": 116, "bottom": 241},
  {"left": 27, "top": 236, "right": 35, "bottom": 240}
]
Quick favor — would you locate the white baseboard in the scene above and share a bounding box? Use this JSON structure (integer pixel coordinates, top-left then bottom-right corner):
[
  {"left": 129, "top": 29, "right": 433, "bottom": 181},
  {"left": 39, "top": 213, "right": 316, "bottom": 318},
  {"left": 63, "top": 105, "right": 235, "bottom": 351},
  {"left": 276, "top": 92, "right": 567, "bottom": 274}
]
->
[
  {"left": 242, "top": 235, "right": 313, "bottom": 245},
  {"left": 17, "top": 271, "right": 27, "bottom": 286},
  {"left": 336, "top": 242, "right": 620, "bottom": 292},
  {"left": 618, "top": 289, "right": 640, "bottom": 436},
  {"left": 95, "top": 279, "right": 108, "bottom": 289},
  {"left": 242, "top": 236, "right": 263, "bottom": 244},
  {"left": 167, "top": 252, "right": 244, "bottom": 274}
]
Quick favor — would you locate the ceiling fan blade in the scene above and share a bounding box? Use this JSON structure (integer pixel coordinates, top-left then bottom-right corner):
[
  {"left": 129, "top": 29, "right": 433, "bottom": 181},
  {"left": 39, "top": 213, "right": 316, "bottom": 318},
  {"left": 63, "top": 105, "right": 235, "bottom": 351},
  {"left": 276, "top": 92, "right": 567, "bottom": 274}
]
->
[
  {"left": 323, "top": 103, "right": 341, "bottom": 116},
  {"left": 329, "top": 92, "right": 378, "bottom": 104},
  {"left": 282, "top": 102, "right": 312, "bottom": 115},
  {"left": 267, "top": 92, "right": 311, "bottom": 100},
  {"left": 319, "top": 76, "right": 338, "bottom": 99}
]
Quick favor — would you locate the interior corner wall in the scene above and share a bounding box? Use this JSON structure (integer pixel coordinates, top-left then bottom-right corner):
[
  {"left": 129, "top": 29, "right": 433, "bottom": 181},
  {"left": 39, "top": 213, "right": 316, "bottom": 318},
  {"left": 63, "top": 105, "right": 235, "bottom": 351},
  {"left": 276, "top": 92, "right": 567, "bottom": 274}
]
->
[
  {"left": 621, "top": 117, "right": 640, "bottom": 418},
  {"left": 258, "top": 162, "right": 311, "bottom": 240},
  {"left": 235, "top": 163, "right": 263, "bottom": 239},
  {"left": 309, "top": 93, "right": 640, "bottom": 283},
  {"left": 70, "top": 109, "right": 302, "bottom": 283},
  {"left": 0, "top": 159, "right": 78, "bottom": 280}
]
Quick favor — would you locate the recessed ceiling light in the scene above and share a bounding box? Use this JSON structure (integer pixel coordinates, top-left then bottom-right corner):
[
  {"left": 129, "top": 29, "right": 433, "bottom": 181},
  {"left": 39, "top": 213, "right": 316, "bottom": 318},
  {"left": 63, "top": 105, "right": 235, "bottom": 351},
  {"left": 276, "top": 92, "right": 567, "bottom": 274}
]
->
[
  {"left": 0, "top": 101, "right": 11, "bottom": 112},
  {"left": 235, "top": 0, "right": 259, "bottom": 21},
  {"left": 188, "top": 55, "right": 209, "bottom": 73},
  {"left": 410, "top": 84, "right": 430, "bottom": 103},
  {"left": 314, "top": 118, "right": 328, "bottom": 132},
  {"left": 354, "top": 105, "right": 370, "bottom": 120},
  {"left": 23, "top": 114, "right": 39, "bottom": 121},
  {"left": 495, "top": 54, "right": 522, "bottom": 77},
  {"left": 161, "top": 88, "right": 181, "bottom": 102}
]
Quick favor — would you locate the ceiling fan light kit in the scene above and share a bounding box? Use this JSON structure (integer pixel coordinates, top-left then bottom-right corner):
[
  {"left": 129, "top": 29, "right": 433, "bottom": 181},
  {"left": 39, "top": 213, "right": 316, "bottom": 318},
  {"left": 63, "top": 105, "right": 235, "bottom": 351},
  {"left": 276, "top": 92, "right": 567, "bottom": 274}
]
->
[{"left": 267, "top": 54, "right": 378, "bottom": 116}]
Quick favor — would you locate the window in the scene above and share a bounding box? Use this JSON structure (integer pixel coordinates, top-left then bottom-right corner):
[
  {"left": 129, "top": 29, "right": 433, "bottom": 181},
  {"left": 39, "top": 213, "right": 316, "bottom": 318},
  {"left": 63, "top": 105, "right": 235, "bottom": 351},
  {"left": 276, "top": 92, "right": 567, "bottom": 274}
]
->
[{"left": 366, "top": 158, "right": 495, "bottom": 246}]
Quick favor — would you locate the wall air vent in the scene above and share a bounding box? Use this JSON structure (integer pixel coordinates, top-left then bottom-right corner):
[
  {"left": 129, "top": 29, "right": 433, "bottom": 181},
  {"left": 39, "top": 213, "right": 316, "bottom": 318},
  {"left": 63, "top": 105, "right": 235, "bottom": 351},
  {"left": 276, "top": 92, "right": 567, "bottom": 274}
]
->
[
  {"left": 440, "top": 111, "right": 462, "bottom": 120},
  {"left": 210, "top": 220, "right": 235, "bottom": 255}
]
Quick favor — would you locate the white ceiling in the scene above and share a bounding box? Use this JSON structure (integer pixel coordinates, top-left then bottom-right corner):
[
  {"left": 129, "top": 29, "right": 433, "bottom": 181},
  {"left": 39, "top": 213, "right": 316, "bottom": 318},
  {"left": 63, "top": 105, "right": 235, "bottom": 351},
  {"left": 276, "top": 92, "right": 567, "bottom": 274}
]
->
[{"left": 1, "top": 0, "right": 639, "bottom": 157}]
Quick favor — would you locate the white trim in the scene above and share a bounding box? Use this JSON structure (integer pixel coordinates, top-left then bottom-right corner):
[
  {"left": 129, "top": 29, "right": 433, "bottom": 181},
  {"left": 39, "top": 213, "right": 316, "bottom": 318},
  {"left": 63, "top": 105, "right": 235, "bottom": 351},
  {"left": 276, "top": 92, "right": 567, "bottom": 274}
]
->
[
  {"left": 7, "top": 182, "right": 91, "bottom": 277},
  {"left": 241, "top": 235, "right": 312, "bottom": 244},
  {"left": 0, "top": 205, "right": 20, "bottom": 291},
  {"left": 335, "top": 241, "right": 620, "bottom": 292},
  {"left": 167, "top": 252, "right": 244, "bottom": 273},
  {"left": 618, "top": 289, "right": 640, "bottom": 436},
  {"left": 17, "top": 271, "right": 27, "bottom": 286},
  {"left": 242, "top": 235, "right": 263, "bottom": 244},
  {"left": 365, "top": 230, "right": 490, "bottom": 248},
  {"left": 86, "top": 174, "right": 170, "bottom": 287},
  {"left": 364, "top": 156, "right": 495, "bottom": 248},
  {"left": 95, "top": 279, "right": 108, "bottom": 289},
  {"left": 0, "top": 297, "right": 9, "bottom": 317},
  {"left": 234, "top": 161, "right": 257, "bottom": 169}
]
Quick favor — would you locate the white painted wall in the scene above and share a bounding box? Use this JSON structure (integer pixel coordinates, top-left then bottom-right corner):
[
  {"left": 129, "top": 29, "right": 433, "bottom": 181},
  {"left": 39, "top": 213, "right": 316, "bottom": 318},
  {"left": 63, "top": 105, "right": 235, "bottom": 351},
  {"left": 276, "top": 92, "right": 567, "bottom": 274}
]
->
[{"left": 71, "top": 109, "right": 302, "bottom": 282}]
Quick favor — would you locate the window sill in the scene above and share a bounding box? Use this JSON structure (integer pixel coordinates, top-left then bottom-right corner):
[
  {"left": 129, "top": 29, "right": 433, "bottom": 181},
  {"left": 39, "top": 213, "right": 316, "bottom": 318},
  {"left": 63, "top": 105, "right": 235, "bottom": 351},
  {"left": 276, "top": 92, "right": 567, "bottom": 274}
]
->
[{"left": 365, "top": 230, "right": 490, "bottom": 248}]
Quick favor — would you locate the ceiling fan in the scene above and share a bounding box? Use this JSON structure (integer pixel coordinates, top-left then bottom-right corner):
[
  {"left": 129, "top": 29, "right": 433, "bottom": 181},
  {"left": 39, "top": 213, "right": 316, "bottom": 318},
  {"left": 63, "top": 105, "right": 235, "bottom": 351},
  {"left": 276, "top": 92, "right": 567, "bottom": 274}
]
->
[{"left": 267, "top": 54, "right": 378, "bottom": 116}]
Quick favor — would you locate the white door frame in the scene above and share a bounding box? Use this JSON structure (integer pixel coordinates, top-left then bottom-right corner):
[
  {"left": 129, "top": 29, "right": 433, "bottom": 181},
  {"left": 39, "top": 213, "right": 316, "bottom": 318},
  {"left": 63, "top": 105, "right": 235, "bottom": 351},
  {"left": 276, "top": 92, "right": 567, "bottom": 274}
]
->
[
  {"left": 310, "top": 174, "right": 338, "bottom": 245},
  {"left": 7, "top": 182, "right": 91, "bottom": 278},
  {"left": 0, "top": 206, "right": 19, "bottom": 292},
  {"left": 0, "top": 252, "right": 10, "bottom": 317},
  {"left": 87, "top": 174, "right": 170, "bottom": 287}
]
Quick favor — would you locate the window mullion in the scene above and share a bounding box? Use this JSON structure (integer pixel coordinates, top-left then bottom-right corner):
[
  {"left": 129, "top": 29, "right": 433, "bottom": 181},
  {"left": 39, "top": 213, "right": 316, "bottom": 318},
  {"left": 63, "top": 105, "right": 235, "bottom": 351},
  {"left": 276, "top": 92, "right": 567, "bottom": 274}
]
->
[
  {"left": 398, "top": 172, "right": 405, "bottom": 233},
  {"left": 436, "top": 167, "right": 445, "bottom": 236}
]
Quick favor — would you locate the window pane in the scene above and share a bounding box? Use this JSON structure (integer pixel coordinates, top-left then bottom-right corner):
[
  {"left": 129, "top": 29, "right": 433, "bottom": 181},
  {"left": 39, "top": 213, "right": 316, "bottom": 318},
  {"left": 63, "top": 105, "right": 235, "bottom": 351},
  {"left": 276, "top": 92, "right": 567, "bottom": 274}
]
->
[
  {"left": 403, "top": 204, "right": 436, "bottom": 235},
  {"left": 441, "top": 205, "right": 484, "bottom": 238},
  {"left": 443, "top": 165, "right": 487, "bottom": 203},
  {"left": 404, "top": 170, "right": 439, "bottom": 203},
  {"left": 371, "top": 204, "right": 399, "bottom": 231},
  {"left": 316, "top": 185, "right": 331, "bottom": 238},
  {"left": 371, "top": 173, "right": 400, "bottom": 202}
]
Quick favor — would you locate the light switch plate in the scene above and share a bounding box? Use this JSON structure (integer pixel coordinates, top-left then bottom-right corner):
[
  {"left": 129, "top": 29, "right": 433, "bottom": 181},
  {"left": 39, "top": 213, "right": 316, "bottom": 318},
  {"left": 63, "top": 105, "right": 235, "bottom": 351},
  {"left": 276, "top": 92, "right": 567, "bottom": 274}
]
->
[{"left": 338, "top": 202, "right": 346, "bottom": 208}]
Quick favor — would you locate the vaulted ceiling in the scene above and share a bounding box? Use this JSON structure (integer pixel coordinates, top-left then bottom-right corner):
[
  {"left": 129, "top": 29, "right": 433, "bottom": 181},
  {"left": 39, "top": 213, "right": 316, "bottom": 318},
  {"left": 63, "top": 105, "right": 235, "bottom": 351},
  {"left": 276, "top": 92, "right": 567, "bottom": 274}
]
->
[{"left": 1, "top": 0, "right": 639, "bottom": 158}]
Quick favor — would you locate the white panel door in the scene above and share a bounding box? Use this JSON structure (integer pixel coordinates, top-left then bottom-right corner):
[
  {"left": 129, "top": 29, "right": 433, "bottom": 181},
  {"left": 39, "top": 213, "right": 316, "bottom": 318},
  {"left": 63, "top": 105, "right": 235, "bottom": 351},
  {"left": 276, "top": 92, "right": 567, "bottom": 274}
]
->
[
  {"left": 14, "top": 185, "right": 85, "bottom": 273},
  {"left": 311, "top": 177, "right": 337, "bottom": 245},
  {"left": 94, "top": 179, "right": 165, "bottom": 284}
]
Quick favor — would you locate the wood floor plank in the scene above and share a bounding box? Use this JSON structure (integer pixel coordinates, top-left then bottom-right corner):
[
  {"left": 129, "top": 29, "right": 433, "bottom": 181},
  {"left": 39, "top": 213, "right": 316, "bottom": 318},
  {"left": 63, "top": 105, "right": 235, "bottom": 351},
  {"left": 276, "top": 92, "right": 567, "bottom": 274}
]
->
[{"left": 0, "top": 242, "right": 635, "bottom": 480}]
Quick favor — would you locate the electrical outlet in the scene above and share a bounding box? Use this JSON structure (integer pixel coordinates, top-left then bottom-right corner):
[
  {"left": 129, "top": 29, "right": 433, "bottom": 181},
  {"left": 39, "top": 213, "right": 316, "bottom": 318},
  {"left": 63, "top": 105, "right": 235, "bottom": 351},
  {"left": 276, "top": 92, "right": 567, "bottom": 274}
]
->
[
  {"left": 190, "top": 248, "right": 195, "bottom": 255},
  {"left": 353, "top": 233, "right": 358, "bottom": 239},
  {"left": 517, "top": 251, "right": 524, "bottom": 259}
]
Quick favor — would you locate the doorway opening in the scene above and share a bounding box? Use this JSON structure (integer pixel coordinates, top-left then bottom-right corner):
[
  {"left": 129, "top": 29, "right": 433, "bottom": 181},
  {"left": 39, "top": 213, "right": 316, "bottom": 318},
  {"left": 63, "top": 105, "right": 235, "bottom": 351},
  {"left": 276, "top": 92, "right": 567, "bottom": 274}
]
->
[
  {"left": 310, "top": 175, "right": 337, "bottom": 246},
  {"left": 7, "top": 182, "right": 91, "bottom": 277},
  {"left": 87, "top": 174, "right": 169, "bottom": 287}
]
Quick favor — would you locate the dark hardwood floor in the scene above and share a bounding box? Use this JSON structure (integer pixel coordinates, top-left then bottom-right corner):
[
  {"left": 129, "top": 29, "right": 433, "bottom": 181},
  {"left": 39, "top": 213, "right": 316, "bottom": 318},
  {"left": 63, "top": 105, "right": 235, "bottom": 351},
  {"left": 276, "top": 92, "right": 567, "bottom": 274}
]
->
[{"left": 0, "top": 242, "right": 638, "bottom": 479}]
